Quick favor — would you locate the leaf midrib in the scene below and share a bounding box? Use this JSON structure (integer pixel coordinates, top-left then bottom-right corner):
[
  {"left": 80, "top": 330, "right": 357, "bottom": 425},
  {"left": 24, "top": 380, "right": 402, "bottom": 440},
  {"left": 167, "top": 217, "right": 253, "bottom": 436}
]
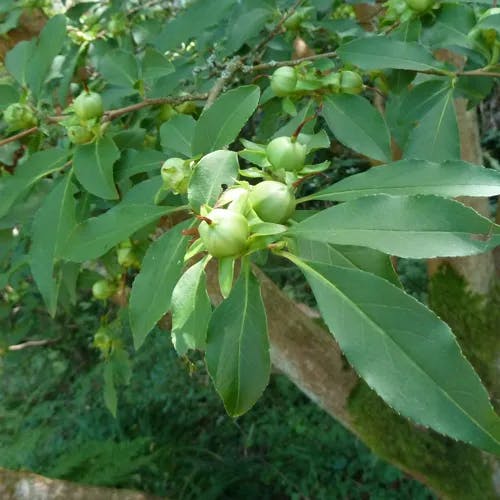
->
[
  {"left": 234, "top": 272, "right": 250, "bottom": 413},
  {"left": 314, "top": 183, "right": 500, "bottom": 200},
  {"left": 296, "top": 257, "right": 500, "bottom": 448}
]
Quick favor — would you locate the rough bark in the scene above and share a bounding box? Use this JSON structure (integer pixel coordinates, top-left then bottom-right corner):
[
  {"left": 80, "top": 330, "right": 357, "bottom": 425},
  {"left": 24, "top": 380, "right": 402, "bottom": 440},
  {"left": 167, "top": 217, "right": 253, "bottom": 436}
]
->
[{"left": 0, "top": 468, "right": 162, "bottom": 500}]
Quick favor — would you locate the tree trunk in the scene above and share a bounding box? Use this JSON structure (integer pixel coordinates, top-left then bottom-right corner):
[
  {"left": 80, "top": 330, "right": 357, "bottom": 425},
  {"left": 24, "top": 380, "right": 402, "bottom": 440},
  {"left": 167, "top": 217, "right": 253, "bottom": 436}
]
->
[{"left": 0, "top": 468, "right": 162, "bottom": 500}]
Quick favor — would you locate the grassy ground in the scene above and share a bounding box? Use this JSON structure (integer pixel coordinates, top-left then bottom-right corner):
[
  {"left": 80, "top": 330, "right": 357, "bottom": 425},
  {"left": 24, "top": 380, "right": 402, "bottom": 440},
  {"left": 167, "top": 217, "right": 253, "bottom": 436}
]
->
[{"left": 0, "top": 286, "right": 433, "bottom": 499}]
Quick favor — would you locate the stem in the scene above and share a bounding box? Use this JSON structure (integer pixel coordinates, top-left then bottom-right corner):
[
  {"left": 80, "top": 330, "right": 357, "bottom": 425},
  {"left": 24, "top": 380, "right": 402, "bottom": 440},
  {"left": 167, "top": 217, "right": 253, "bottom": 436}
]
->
[
  {"left": 291, "top": 103, "right": 323, "bottom": 139},
  {"left": 295, "top": 194, "right": 316, "bottom": 204},
  {"left": 0, "top": 127, "right": 38, "bottom": 148},
  {"left": 246, "top": 52, "right": 338, "bottom": 73},
  {"left": 204, "top": 57, "right": 243, "bottom": 110},
  {"left": 292, "top": 173, "right": 322, "bottom": 190},
  {"left": 196, "top": 215, "right": 213, "bottom": 224},
  {"left": 104, "top": 94, "right": 208, "bottom": 121},
  {"left": 274, "top": 250, "right": 307, "bottom": 270}
]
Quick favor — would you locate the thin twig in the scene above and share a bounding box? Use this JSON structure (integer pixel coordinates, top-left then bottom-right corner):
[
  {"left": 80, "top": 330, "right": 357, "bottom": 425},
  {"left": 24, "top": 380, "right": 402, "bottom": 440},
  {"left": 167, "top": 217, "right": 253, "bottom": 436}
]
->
[
  {"left": 0, "top": 127, "right": 39, "bottom": 148},
  {"left": 104, "top": 93, "right": 209, "bottom": 121},
  {"left": 204, "top": 57, "right": 243, "bottom": 110},
  {"left": 246, "top": 51, "right": 338, "bottom": 72},
  {"left": 8, "top": 337, "right": 61, "bottom": 351}
]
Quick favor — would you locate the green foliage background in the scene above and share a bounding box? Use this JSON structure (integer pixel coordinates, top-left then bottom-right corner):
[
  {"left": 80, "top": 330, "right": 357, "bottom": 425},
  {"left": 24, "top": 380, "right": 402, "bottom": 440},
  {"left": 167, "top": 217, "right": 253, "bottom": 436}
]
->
[{"left": 0, "top": 282, "right": 432, "bottom": 499}]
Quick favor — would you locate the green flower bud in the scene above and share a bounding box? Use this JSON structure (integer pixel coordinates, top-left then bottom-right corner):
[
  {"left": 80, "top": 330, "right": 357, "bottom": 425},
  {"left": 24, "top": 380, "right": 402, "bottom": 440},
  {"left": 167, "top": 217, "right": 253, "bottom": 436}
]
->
[
  {"left": 161, "top": 158, "right": 192, "bottom": 194},
  {"left": 3, "top": 103, "right": 37, "bottom": 131}
]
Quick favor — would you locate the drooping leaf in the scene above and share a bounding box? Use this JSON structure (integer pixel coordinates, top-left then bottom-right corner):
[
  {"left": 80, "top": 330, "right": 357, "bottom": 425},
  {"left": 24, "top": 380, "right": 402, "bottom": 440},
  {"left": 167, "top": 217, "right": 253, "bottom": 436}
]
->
[
  {"left": 61, "top": 178, "right": 181, "bottom": 262},
  {"left": 404, "top": 88, "right": 460, "bottom": 161},
  {"left": 30, "top": 174, "right": 76, "bottom": 316},
  {"left": 0, "top": 148, "right": 69, "bottom": 220},
  {"left": 322, "top": 94, "right": 392, "bottom": 162},
  {"left": 160, "top": 114, "right": 196, "bottom": 157},
  {"left": 129, "top": 220, "right": 191, "bottom": 350},
  {"left": 26, "top": 15, "right": 67, "bottom": 98},
  {"left": 73, "top": 136, "right": 120, "bottom": 200},
  {"left": 192, "top": 85, "right": 260, "bottom": 155},
  {"left": 338, "top": 37, "right": 443, "bottom": 71},
  {"left": 103, "top": 363, "right": 117, "bottom": 418},
  {"left": 5, "top": 40, "right": 35, "bottom": 87},
  {"left": 206, "top": 267, "right": 270, "bottom": 416},
  {"left": 286, "top": 255, "right": 500, "bottom": 454},
  {"left": 171, "top": 259, "right": 212, "bottom": 355},
  {"left": 288, "top": 195, "right": 497, "bottom": 258},
  {"left": 307, "top": 160, "right": 500, "bottom": 201},
  {"left": 187, "top": 150, "right": 239, "bottom": 212}
]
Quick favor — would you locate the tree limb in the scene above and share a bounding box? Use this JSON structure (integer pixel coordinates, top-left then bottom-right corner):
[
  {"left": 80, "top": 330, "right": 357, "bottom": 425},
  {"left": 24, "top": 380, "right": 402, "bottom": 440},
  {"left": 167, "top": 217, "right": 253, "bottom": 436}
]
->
[{"left": 0, "top": 468, "right": 162, "bottom": 500}]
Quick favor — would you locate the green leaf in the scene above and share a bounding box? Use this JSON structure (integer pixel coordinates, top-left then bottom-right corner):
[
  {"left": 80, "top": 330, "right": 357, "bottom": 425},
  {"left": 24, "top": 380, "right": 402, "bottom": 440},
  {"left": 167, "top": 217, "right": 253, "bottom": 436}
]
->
[
  {"left": 0, "top": 84, "right": 20, "bottom": 110},
  {"left": 286, "top": 255, "right": 500, "bottom": 454},
  {"left": 477, "top": 13, "right": 500, "bottom": 33},
  {"left": 404, "top": 88, "right": 460, "bottom": 162},
  {"left": 26, "top": 15, "right": 67, "bottom": 98},
  {"left": 99, "top": 49, "right": 139, "bottom": 88},
  {"left": 73, "top": 136, "right": 120, "bottom": 200},
  {"left": 103, "top": 363, "right": 117, "bottom": 418},
  {"left": 154, "top": 0, "right": 236, "bottom": 52},
  {"left": 399, "top": 79, "right": 450, "bottom": 123},
  {"left": 115, "top": 149, "right": 164, "bottom": 181},
  {"left": 5, "top": 40, "right": 36, "bottom": 88},
  {"left": 288, "top": 195, "right": 497, "bottom": 258},
  {"left": 192, "top": 85, "right": 260, "bottom": 155},
  {"left": 225, "top": 8, "right": 271, "bottom": 53},
  {"left": 30, "top": 174, "right": 76, "bottom": 317},
  {"left": 308, "top": 160, "right": 500, "bottom": 201},
  {"left": 61, "top": 179, "right": 180, "bottom": 262},
  {"left": 422, "top": 4, "right": 475, "bottom": 50},
  {"left": 272, "top": 101, "right": 315, "bottom": 139},
  {"left": 338, "top": 37, "right": 443, "bottom": 71},
  {"left": 322, "top": 94, "right": 391, "bottom": 162},
  {"left": 141, "top": 48, "right": 175, "bottom": 81},
  {"left": 160, "top": 114, "right": 196, "bottom": 157},
  {"left": 129, "top": 220, "right": 191, "bottom": 350},
  {"left": 290, "top": 239, "right": 400, "bottom": 287},
  {"left": 171, "top": 259, "right": 212, "bottom": 355},
  {"left": 187, "top": 150, "right": 239, "bottom": 212},
  {"left": 0, "top": 148, "right": 69, "bottom": 220},
  {"left": 206, "top": 267, "right": 270, "bottom": 416}
]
